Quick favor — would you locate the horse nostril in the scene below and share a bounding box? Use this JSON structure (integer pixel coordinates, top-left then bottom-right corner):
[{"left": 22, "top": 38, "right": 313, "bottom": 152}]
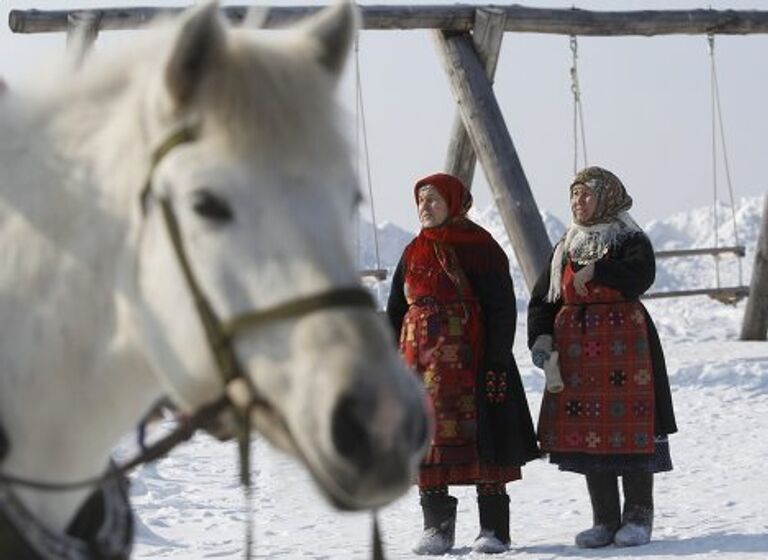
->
[{"left": 331, "top": 395, "right": 374, "bottom": 471}]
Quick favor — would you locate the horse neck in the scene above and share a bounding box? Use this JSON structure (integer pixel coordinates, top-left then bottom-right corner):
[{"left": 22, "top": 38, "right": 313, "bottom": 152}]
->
[{"left": 0, "top": 91, "right": 164, "bottom": 532}]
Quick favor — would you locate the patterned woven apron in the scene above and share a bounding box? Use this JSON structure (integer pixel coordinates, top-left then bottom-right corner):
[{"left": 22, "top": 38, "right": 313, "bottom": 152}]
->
[
  {"left": 401, "top": 298, "right": 481, "bottom": 466},
  {"left": 538, "top": 262, "right": 655, "bottom": 455}
]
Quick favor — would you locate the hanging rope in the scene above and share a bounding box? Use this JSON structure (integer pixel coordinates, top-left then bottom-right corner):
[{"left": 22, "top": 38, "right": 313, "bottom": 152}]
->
[
  {"left": 354, "top": 33, "right": 383, "bottom": 277},
  {"left": 353, "top": 35, "right": 362, "bottom": 270},
  {"left": 708, "top": 34, "right": 722, "bottom": 288},
  {"left": 570, "top": 35, "right": 588, "bottom": 175},
  {"left": 353, "top": 27, "right": 388, "bottom": 560},
  {"left": 708, "top": 33, "right": 744, "bottom": 288}
]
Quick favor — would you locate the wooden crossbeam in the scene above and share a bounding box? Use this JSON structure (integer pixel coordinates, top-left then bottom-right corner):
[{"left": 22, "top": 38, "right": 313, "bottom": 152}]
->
[
  {"left": 655, "top": 246, "right": 746, "bottom": 259},
  {"left": 9, "top": 5, "right": 768, "bottom": 36}
]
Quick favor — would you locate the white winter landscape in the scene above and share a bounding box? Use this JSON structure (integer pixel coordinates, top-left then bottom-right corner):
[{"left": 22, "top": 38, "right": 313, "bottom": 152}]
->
[{"left": 125, "top": 197, "right": 768, "bottom": 560}]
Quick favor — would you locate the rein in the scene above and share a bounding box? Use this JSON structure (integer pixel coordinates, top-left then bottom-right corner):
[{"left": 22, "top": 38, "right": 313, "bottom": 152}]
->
[
  {"left": 0, "top": 394, "right": 231, "bottom": 492},
  {"left": 0, "top": 125, "right": 386, "bottom": 559}
]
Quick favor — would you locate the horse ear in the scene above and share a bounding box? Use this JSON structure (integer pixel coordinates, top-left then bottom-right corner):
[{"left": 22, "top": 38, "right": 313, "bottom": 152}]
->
[
  {"left": 165, "top": 1, "right": 226, "bottom": 108},
  {"left": 303, "top": 0, "right": 358, "bottom": 78}
]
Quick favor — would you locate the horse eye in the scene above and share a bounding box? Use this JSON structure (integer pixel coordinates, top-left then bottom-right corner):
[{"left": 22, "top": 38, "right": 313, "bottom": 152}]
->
[{"left": 191, "top": 189, "right": 234, "bottom": 223}]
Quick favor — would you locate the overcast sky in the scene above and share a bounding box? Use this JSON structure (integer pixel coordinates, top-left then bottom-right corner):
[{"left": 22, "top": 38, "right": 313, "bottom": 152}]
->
[{"left": 2, "top": 0, "right": 766, "bottom": 233}]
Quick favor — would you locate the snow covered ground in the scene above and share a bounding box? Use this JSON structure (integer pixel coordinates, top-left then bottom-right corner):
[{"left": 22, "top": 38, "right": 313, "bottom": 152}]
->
[{"left": 126, "top": 198, "right": 768, "bottom": 559}]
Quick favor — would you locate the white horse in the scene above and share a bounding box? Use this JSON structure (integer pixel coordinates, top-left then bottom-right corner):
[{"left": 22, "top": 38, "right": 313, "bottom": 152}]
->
[{"left": 0, "top": 1, "right": 427, "bottom": 556}]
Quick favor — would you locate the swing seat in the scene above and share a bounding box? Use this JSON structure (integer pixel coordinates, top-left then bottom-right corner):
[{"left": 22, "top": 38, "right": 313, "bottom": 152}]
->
[
  {"left": 707, "top": 286, "right": 749, "bottom": 305},
  {"left": 647, "top": 244, "right": 749, "bottom": 304},
  {"left": 642, "top": 285, "right": 749, "bottom": 304},
  {"left": 360, "top": 268, "right": 388, "bottom": 281},
  {"left": 654, "top": 245, "right": 745, "bottom": 259}
]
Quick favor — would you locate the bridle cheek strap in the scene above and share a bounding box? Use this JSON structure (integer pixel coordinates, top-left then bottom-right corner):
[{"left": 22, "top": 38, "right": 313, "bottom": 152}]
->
[
  {"left": 143, "top": 126, "right": 375, "bottom": 410},
  {"left": 146, "top": 125, "right": 378, "bottom": 559},
  {"left": 0, "top": 125, "right": 385, "bottom": 560},
  {"left": 147, "top": 130, "right": 376, "bottom": 482}
]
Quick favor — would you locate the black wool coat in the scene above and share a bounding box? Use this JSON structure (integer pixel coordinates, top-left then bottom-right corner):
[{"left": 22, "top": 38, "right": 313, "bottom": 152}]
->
[{"left": 388, "top": 239, "right": 540, "bottom": 467}]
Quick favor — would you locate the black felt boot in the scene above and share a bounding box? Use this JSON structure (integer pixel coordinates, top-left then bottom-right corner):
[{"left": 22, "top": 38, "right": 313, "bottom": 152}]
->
[
  {"left": 472, "top": 494, "right": 511, "bottom": 553},
  {"left": 575, "top": 473, "right": 621, "bottom": 548},
  {"left": 413, "top": 494, "right": 458, "bottom": 555},
  {"left": 614, "top": 472, "right": 654, "bottom": 547}
]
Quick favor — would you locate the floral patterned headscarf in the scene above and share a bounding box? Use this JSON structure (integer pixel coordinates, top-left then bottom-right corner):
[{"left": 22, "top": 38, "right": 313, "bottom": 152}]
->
[
  {"left": 546, "top": 166, "right": 642, "bottom": 302},
  {"left": 570, "top": 166, "right": 633, "bottom": 226}
]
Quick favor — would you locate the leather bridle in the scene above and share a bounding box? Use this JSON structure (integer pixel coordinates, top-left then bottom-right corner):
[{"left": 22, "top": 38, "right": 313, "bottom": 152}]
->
[
  {"left": 0, "top": 124, "right": 376, "bottom": 490},
  {"left": 141, "top": 123, "right": 377, "bottom": 488}
]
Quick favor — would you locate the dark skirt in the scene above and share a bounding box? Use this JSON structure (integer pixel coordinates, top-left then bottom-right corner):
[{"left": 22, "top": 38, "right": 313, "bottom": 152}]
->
[{"left": 549, "top": 436, "right": 673, "bottom": 475}]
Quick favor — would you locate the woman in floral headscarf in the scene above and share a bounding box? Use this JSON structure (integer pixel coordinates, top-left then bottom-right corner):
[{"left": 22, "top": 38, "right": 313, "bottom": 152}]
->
[
  {"left": 528, "top": 166, "right": 677, "bottom": 549},
  {"left": 387, "top": 173, "right": 539, "bottom": 555}
]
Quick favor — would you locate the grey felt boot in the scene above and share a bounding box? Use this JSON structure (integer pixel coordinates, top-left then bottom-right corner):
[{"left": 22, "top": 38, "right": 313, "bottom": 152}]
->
[
  {"left": 413, "top": 494, "right": 458, "bottom": 555},
  {"left": 472, "top": 494, "right": 511, "bottom": 554},
  {"left": 614, "top": 472, "right": 654, "bottom": 547},
  {"left": 575, "top": 473, "right": 621, "bottom": 549}
]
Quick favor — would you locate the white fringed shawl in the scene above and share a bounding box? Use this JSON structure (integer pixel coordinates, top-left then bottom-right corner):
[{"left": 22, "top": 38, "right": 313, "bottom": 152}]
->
[{"left": 546, "top": 212, "right": 642, "bottom": 303}]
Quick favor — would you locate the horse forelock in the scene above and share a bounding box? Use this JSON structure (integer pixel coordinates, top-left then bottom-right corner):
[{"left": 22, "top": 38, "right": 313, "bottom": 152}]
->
[{"left": 200, "top": 29, "right": 350, "bottom": 163}]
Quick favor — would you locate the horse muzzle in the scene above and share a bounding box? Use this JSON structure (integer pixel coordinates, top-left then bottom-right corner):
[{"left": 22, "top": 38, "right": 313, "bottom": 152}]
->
[{"left": 290, "top": 357, "right": 429, "bottom": 511}]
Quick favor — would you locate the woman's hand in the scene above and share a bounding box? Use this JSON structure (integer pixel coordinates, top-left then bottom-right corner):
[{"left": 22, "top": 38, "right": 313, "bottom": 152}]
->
[
  {"left": 573, "top": 263, "right": 595, "bottom": 296},
  {"left": 531, "top": 334, "right": 552, "bottom": 369}
]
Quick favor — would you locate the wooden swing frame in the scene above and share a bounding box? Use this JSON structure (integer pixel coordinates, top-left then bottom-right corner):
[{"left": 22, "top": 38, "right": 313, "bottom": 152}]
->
[
  {"left": 647, "top": 246, "right": 749, "bottom": 304},
  {"left": 8, "top": 3, "right": 768, "bottom": 338},
  {"left": 645, "top": 246, "right": 750, "bottom": 304},
  {"left": 642, "top": 245, "right": 749, "bottom": 305}
]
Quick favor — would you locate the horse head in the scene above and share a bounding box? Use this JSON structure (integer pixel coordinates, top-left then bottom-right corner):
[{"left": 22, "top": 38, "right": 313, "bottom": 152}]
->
[{"left": 126, "top": 1, "right": 427, "bottom": 510}]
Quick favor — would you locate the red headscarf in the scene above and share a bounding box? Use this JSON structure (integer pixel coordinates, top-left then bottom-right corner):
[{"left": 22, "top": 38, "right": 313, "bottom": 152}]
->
[
  {"left": 402, "top": 173, "right": 505, "bottom": 305},
  {"left": 413, "top": 173, "right": 489, "bottom": 245},
  {"left": 414, "top": 173, "right": 472, "bottom": 219}
]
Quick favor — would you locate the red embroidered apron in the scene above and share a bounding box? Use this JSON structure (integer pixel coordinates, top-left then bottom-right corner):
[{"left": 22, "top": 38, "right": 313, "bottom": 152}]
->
[
  {"left": 400, "top": 243, "right": 520, "bottom": 485},
  {"left": 538, "top": 262, "right": 655, "bottom": 455}
]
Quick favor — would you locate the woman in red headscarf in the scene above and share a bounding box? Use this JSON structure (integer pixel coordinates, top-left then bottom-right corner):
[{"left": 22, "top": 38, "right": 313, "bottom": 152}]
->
[{"left": 387, "top": 173, "right": 539, "bottom": 555}]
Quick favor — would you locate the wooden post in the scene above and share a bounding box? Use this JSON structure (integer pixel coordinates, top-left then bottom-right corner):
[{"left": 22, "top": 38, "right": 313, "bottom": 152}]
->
[
  {"left": 740, "top": 196, "right": 768, "bottom": 340},
  {"left": 444, "top": 8, "right": 506, "bottom": 189},
  {"left": 66, "top": 12, "right": 100, "bottom": 67},
  {"left": 434, "top": 30, "right": 552, "bottom": 291}
]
